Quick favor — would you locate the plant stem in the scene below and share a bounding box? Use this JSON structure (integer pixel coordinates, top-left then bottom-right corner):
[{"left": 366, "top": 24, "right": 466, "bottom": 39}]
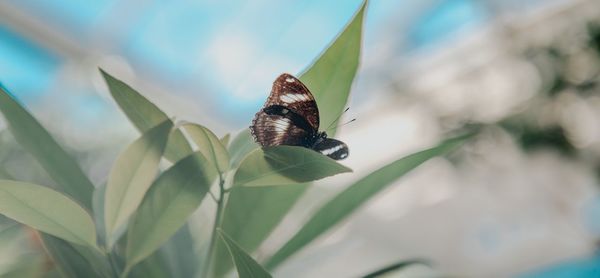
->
[{"left": 201, "top": 175, "right": 226, "bottom": 278}]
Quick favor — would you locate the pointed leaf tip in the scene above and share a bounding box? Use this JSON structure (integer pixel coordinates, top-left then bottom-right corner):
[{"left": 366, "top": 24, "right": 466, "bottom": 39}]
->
[{"left": 218, "top": 229, "right": 272, "bottom": 278}]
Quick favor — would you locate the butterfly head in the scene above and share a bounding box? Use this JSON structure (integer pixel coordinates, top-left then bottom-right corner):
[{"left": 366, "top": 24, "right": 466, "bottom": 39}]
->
[{"left": 313, "top": 131, "right": 327, "bottom": 143}]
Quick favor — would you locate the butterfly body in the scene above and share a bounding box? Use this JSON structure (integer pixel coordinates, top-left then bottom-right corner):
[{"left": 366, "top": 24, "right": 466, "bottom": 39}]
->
[{"left": 250, "top": 73, "right": 349, "bottom": 160}]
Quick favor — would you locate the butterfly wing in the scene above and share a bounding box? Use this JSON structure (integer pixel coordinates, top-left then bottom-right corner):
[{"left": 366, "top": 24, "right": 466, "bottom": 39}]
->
[
  {"left": 312, "top": 138, "right": 349, "bottom": 160},
  {"left": 250, "top": 73, "right": 320, "bottom": 147},
  {"left": 250, "top": 108, "right": 312, "bottom": 147},
  {"left": 265, "top": 73, "right": 319, "bottom": 130}
]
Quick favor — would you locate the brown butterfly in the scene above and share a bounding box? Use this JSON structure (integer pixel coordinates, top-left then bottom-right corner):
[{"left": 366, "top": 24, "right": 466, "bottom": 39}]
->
[{"left": 250, "top": 73, "right": 349, "bottom": 160}]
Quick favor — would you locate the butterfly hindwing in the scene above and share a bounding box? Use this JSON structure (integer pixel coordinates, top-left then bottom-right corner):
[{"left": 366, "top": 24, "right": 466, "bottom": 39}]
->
[
  {"left": 313, "top": 138, "right": 349, "bottom": 160},
  {"left": 250, "top": 110, "right": 310, "bottom": 147}
]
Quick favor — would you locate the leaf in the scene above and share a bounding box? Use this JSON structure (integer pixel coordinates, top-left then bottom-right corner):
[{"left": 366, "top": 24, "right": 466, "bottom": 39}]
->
[
  {"left": 92, "top": 183, "right": 107, "bottom": 247},
  {"left": 214, "top": 184, "right": 308, "bottom": 277},
  {"left": 233, "top": 146, "right": 351, "bottom": 187},
  {"left": 183, "top": 123, "right": 229, "bottom": 174},
  {"left": 125, "top": 151, "right": 215, "bottom": 269},
  {"left": 265, "top": 134, "right": 472, "bottom": 269},
  {"left": 40, "top": 234, "right": 113, "bottom": 278},
  {"left": 155, "top": 225, "right": 199, "bottom": 278},
  {"left": 0, "top": 167, "right": 15, "bottom": 180},
  {"left": 0, "top": 84, "right": 95, "bottom": 209},
  {"left": 218, "top": 229, "right": 272, "bottom": 278},
  {"left": 129, "top": 252, "right": 171, "bottom": 278},
  {"left": 0, "top": 254, "right": 45, "bottom": 278},
  {"left": 216, "top": 1, "right": 367, "bottom": 274},
  {"left": 220, "top": 134, "right": 231, "bottom": 148},
  {"left": 362, "top": 260, "right": 428, "bottom": 278},
  {"left": 128, "top": 225, "right": 197, "bottom": 278},
  {"left": 104, "top": 120, "right": 172, "bottom": 243},
  {"left": 228, "top": 129, "right": 259, "bottom": 169},
  {"left": 0, "top": 180, "right": 97, "bottom": 248},
  {"left": 100, "top": 69, "right": 193, "bottom": 162},
  {"left": 299, "top": 0, "right": 366, "bottom": 136},
  {"left": 0, "top": 221, "right": 21, "bottom": 244}
]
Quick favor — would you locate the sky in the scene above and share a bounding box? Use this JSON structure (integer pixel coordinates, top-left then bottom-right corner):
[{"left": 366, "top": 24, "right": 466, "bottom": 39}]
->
[{"left": 0, "top": 0, "right": 490, "bottom": 128}]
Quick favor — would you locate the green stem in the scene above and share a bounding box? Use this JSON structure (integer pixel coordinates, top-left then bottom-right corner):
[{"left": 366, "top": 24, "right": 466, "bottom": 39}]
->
[{"left": 201, "top": 175, "right": 226, "bottom": 278}]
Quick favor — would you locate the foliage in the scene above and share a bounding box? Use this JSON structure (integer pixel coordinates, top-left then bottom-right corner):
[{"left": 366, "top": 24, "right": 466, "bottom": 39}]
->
[{"left": 0, "top": 1, "right": 473, "bottom": 277}]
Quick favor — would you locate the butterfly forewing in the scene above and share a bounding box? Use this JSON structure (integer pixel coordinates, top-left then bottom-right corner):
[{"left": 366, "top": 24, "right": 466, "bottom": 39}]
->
[
  {"left": 250, "top": 112, "right": 310, "bottom": 147},
  {"left": 251, "top": 73, "right": 320, "bottom": 147},
  {"left": 266, "top": 73, "right": 319, "bottom": 130}
]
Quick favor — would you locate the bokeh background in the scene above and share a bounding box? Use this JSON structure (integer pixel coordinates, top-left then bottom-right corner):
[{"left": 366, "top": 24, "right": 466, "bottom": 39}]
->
[{"left": 2, "top": 0, "right": 600, "bottom": 277}]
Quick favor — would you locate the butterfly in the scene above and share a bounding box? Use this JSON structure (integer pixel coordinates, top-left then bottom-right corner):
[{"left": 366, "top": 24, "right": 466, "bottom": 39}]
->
[{"left": 250, "top": 73, "right": 349, "bottom": 160}]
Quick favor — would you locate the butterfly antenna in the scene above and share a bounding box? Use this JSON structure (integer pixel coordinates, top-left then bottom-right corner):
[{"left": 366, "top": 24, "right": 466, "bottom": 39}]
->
[
  {"left": 325, "top": 107, "right": 350, "bottom": 132},
  {"left": 339, "top": 118, "right": 356, "bottom": 127}
]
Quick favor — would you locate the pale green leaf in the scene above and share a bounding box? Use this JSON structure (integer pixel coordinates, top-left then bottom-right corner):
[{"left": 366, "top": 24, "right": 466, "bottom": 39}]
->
[
  {"left": 0, "top": 180, "right": 97, "bottom": 248},
  {"left": 183, "top": 123, "right": 229, "bottom": 174},
  {"left": 129, "top": 252, "right": 171, "bottom": 278},
  {"left": 300, "top": 0, "right": 366, "bottom": 136},
  {"left": 233, "top": 146, "right": 351, "bottom": 187},
  {"left": 40, "top": 235, "right": 113, "bottom": 278},
  {"left": 266, "top": 134, "right": 472, "bottom": 269},
  {"left": 92, "top": 183, "right": 107, "bottom": 247},
  {"left": 125, "top": 151, "right": 215, "bottom": 269},
  {"left": 104, "top": 120, "right": 172, "bottom": 243},
  {"left": 0, "top": 85, "right": 94, "bottom": 209},
  {"left": 228, "top": 129, "right": 259, "bottom": 169},
  {"left": 220, "top": 134, "right": 231, "bottom": 148},
  {"left": 0, "top": 254, "right": 45, "bottom": 278},
  {"left": 128, "top": 225, "right": 197, "bottom": 278},
  {"left": 100, "top": 69, "right": 193, "bottom": 162},
  {"left": 155, "top": 225, "right": 199, "bottom": 278},
  {"left": 218, "top": 229, "right": 272, "bottom": 278}
]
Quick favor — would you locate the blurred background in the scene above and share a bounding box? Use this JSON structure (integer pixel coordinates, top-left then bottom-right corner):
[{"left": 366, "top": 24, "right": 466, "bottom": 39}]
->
[{"left": 2, "top": 0, "right": 600, "bottom": 277}]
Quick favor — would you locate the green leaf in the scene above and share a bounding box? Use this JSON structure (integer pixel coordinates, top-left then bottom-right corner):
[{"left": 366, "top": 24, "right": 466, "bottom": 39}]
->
[
  {"left": 41, "top": 235, "right": 113, "bottom": 278},
  {"left": 215, "top": 1, "right": 367, "bottom": 274},
  {"left": 233, "top": 146, "right": 351, "bottom": 187},
  {"left": 0, "top": 180, "right": 97, "bottom": 248},
  {"left": 100, "top": 69, "right": 193, "bottom": 162},
  {"left": 0, "top": 85, "right": 95, "bottom": 209},
  {"left": 300, "top": 0, "right": 366, "bottom": 136},
  {"left": 104, "top": 120, "right": 172, "bottom": 243},
  {"left": 0, "top": 221, "right": 21, "bottom": 244},
  {"left": 362, "top": 260, "right": 428, "bottom": 278},
  {"left": 0, "top": 167, "right": 15, "bottom": 180},
  {"left": 129, "top": 252, "right": 171, "bottom": 278},
  {"left": 92, "top": 183, "right": 107, "bottom": 247},
  {"left": 125, "top": 151, "right": 215, "bottom": 269},
  {"left": 183, "top": 123, "right": 229, "bottom": 174},
  {"left": 155, "top": 225, "right": 199, "bottom": 278},
  {"left": 220, "top": 134, "right": 231, "bottom": 148},
  {"left": 128, "top": 225, "right": 197, "bottom": 278},
  {"left": 218, "top": 229, "right": 272, "bottom": 278},
  {"left": 228, "top": 129, "right": 259, "bottom": 169},
  {"left": 0, "top": 254, "right": 45, "bottom": 278},
  {"left": 214, "top": 184, "right": 308, "bottom": 277},
  {"left": 266, "top": 134, "right": 472, "bottom": 269}
]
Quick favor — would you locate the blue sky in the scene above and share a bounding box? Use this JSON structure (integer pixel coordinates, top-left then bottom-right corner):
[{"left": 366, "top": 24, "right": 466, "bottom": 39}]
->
[{"left": 0, "top": 0, "right": 488, "bottom": 124}]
